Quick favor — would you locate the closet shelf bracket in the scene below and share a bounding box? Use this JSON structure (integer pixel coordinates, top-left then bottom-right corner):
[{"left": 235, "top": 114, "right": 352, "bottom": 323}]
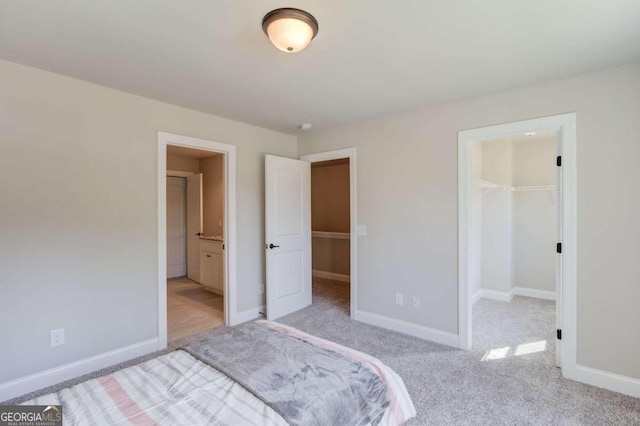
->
[{"left": 472, "top": 178, "right": 507, "bottom": 198}]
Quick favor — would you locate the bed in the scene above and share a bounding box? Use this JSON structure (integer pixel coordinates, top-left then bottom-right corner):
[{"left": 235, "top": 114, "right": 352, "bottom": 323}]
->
[{"left": 23, "top": 320, "right": 416, "bottom": 425}]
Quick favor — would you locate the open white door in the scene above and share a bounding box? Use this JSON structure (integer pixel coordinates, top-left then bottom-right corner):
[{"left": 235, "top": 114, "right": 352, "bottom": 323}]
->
[
  {"left": 186, "top": 173, "right": 203, "bottom": 282},
  {"left": 265, "top": 155, "right": 311, "bottom": 320},
  {"left": 555, "top": 136, "right": 563, "bottom": 367}
]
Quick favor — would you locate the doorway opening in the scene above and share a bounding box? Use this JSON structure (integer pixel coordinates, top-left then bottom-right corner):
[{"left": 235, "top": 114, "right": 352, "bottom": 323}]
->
[
  {"left": 157, "top": 132, "right": 238, "bottom": 350},
  {"left": 301, "top": 148, "right": 357, "bottom": 319},
  {"left": 263, "top": 149, "right": 357, "bottom": 321},
  {"left": 458, "top": 113, "right": 577, "bottom": 380},
  {"left": 310, "top": 158, "right": 351, "bottom": 316},
  {"left": 165, "top": 145, "right": 225, "bottom": 342},
  {"left": 469, "top": 131, "right": 559, "bottom": 367}
]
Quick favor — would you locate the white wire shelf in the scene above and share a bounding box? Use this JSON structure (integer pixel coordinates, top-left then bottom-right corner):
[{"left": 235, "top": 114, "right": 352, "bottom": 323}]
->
[
  {"left": 312, "top": 231, "right": 350, "bottom": 240},
  {"left": 473, "top": 179, "right": 557, "bottom": 204},
  {"left": 511, "top": 185, "right": 556, "bottom": 192},
  {"left": 511, "top": 185, "right": 556, "bottom": 205}
]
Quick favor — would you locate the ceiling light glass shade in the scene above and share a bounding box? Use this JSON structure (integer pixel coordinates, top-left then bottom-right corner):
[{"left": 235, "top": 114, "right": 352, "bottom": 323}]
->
[{"left": 262, "top": 8, "right": 318, "bottom": 53}]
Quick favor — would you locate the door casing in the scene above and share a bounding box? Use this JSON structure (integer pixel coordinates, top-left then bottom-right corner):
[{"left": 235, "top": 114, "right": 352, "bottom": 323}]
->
[
  {"left": 157, "top": 132, "right": 238, "bottom": 350},
  {"left": 457, "top": 113, "right": 577, "bottom": 380},
  {"left": 300, "top": 148, "right": 358, "bottom": 319}
]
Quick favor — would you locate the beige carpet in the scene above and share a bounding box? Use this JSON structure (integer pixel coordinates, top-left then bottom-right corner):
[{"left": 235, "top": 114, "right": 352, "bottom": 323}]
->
[
  {"left": 277, "top": 280, "right": 640, "bottom": 425},
  {"left": 5, "top": 278, "right": 640, "bottom": 426}
]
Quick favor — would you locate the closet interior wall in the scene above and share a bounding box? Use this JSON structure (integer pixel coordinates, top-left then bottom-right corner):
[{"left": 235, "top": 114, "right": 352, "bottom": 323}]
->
[
  {"left": 311, "top": 159, "right": 351, "bottom": 282},
  {"left": 472, "top": 132, "right": 557, "bottom": 301},
  {"left": 512, "top": 136, "right": 557, "bottom": 294}
]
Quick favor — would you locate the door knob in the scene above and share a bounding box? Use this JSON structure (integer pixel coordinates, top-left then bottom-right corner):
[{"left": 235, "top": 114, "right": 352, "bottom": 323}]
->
[
  {"left": 268, "top": 243, "right": 280, "bottom": 249},
  {"left": 195, "top": 232, "right": 204, "bottom": 236}
]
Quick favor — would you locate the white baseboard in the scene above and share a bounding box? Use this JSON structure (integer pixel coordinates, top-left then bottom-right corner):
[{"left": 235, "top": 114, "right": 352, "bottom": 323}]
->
[
  {"left": 234, "top": 305, "right": 265, "bottom": 324},
  {"left": 354, "top": 310, "right": 458, "bottom": 348},
  {"left": 575, "top": 365, "right": 640, "bottom": 399},
  {"left": 0, "top": 338, "right": 158, "bottom": 403},
  {"left": 478, "top": 289, "right": 514, "bottom": 302},
  {"left": 512, "top": 287, "right": 556, "bottom": 301},
  {"left": 477, "top": 287, "right": 556, "bottom": 302},
  {"left": 312, "top": 270, "right": 350, "bottom": 283},
  {"left": 167, "top": 265, "right": 186, "bottom": 279}
]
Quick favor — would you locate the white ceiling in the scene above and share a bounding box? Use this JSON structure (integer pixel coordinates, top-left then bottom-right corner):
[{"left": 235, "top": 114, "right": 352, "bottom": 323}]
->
[{"left": 1, "top": 1, "right": 639, "bottom": 134}]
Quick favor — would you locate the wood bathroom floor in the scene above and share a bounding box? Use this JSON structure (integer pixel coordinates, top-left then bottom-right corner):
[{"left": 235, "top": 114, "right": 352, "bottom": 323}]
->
[{"left": 167, "top": 277, "right": 224, "bottom": 342}]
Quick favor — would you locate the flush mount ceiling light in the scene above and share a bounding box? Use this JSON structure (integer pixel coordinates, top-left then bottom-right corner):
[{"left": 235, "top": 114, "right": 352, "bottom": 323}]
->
[{"left": 262, "top": 8, "right": 318, "bottom": 53}]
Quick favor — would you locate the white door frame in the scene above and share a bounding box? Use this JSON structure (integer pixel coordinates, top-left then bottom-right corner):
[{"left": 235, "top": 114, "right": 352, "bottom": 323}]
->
[
  {"left": 457, "top": 113, "right": 577, "bottom": 380},
  {"left": 300, "top": 148, "right": 357, "bottom": 318},
  {"left": 157, "top": 132, "right": 238, "bottom": 350}
]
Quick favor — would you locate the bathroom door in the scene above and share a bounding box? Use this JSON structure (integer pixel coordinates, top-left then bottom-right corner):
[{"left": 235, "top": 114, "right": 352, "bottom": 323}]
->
[
  {"left": 186, "top": 173, "right": 203, "bottom": 282},
  {"left": 167, "top": 177, "right": 187, "bottom": 278}
]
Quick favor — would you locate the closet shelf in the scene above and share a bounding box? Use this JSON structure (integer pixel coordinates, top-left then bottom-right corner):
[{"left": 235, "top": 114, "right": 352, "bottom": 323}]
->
[
  {"left": 472, "top": 178, "right": 507, "bottom": 198},
  {"left": 312, "top": 231, "right": 350, "bottom": 240},
  {"left": 511, "top": 185, "right": 556, "bottom": 192},
  {"left": 511, "top": 185, "right": 556, "bottom": 205},
  {"left": 473, "top": 179, "right": 557, "bottom": 205}
]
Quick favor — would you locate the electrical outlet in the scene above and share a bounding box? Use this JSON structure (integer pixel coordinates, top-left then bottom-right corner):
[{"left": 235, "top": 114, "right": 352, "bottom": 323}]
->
[
  {"left": 357, "top": 225, "right": 367, "bottom": 236},
  {"left": 50, "top": 328, "right": 65, "bottom": 347},
  {"left": 412, "top": 297, "right": 420, "bottom": 309},
  {"left": 395, "top": 293, "right": 403, "bottom": 306},
  {"left": 259, "top": 283, "right": 265, "bottom": 294}
]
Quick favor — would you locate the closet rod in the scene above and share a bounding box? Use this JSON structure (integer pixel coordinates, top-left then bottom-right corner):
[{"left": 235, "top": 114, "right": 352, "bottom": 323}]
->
[
  {"left": 312, "top": 231, "right": 350, "bottom": 240},
  {"left": 511, "top": 185, "right": 557, "bottom": 206},
  {"left": 511, "top": 185, "right": 556, "bottom": 191}
]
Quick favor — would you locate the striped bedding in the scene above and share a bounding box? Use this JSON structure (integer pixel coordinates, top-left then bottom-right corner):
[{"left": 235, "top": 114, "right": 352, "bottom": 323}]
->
[{"left": 23, "top": 323, "right": 416, "bottom": 425}]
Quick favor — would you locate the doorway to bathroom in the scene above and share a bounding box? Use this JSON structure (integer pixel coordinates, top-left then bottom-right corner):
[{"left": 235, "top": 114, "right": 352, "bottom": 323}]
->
[
  {"left": 157, "top": 132, "right": 238, "bottom": 350},
  {"left": 165, "top": 145, "right": 225, "bottom": 342}
]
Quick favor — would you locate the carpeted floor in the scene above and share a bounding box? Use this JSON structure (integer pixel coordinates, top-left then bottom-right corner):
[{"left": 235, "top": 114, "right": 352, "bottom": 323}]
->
[
  {"left": 5, "top": 278, "right": 640, "bottom": 425},
  {"left": 277, "top": 279, "right": 640, "bottom": 425}
]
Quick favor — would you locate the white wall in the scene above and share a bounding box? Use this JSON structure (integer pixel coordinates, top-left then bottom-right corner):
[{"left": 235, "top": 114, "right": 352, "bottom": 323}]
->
[
  {"left": 512, "top": 136, "right": 557, "bottom": 292},
  {"left": 480, "top": 139, "right": 513, "bottom": 294},
  {"left": 299, "top": 62, "right": 640, "bottom": 380},
  {"left": 512, "top": 136, "right": 557, "bottom": 187},
  {"left": 0, "top": 60, "right": 297, "bottom": 384}
]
